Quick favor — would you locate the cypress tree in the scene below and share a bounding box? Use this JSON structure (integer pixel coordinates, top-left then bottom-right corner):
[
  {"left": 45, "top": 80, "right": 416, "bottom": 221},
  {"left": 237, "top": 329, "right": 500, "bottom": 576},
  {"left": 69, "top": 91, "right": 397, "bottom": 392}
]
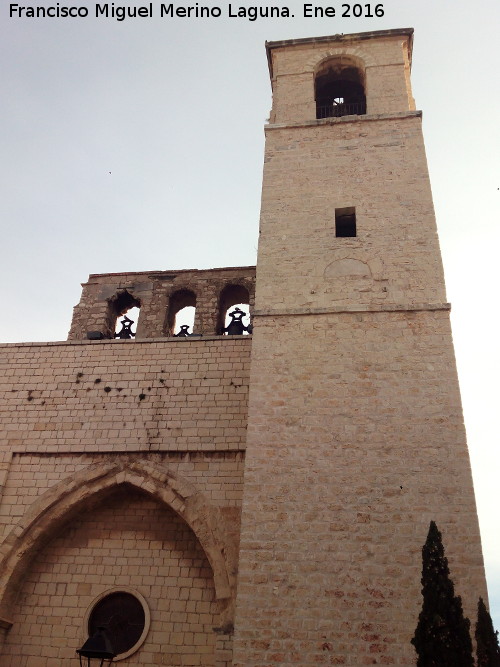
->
[
  {"left": 476, "top": 597, "right": 500, "bottom": 666},
  {"left": 411, "top": 521, "right": 474, "bottom": 666}
]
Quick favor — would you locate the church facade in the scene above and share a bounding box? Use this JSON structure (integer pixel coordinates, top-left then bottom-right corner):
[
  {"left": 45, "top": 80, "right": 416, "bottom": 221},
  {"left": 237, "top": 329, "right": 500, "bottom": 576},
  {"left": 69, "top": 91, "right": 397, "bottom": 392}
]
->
[{"left": 0, "top": 29, "right": 487, "bottom": 666}]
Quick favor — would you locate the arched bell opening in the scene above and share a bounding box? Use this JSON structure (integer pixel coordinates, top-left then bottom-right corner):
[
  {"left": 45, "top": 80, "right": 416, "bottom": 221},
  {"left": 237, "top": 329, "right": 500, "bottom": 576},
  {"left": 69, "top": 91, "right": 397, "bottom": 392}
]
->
[
  {"left": 217, "top": 285, "right": 251, "bottom": 336},
  {"left": 106, "top": 290, "right": 141, "bottom": 340},
  {"left": 315, "top": 57, "right": 366, "bottom": 119},
  {"left": 165, "top": 289, "right": 197, "bottom": 337}
]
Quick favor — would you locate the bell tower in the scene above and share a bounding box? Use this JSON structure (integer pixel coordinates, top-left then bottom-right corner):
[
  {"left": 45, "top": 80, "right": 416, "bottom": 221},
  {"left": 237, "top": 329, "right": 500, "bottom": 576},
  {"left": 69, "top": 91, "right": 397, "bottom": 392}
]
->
[{"left": 233, "top": 29, "right": 487, "bottom": 666}]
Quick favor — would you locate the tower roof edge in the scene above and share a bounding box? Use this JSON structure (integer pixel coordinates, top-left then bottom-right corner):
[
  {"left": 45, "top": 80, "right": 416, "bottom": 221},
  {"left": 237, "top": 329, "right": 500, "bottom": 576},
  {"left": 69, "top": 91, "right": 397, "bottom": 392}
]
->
[{"left": 265, "top": 28, "right": 414, "bottom": 81}]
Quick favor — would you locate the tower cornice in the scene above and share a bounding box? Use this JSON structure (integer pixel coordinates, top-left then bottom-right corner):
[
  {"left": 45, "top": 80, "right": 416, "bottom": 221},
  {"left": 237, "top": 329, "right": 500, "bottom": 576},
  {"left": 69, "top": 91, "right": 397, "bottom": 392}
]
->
[{"left": 265, "top": 28, "right": 414, "bottom": 81}]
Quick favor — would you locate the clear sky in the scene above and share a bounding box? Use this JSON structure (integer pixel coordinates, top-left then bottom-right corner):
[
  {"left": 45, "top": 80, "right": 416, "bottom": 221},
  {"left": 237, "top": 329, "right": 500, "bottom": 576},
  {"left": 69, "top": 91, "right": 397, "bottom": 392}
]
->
[{"left": 2, "top": 0, "right": 500, "bottom": 634}]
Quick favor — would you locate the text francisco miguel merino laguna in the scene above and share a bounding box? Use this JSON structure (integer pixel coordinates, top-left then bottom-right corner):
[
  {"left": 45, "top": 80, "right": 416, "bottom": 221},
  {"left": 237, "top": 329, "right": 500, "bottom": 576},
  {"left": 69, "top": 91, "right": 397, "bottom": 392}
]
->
[{"left": 9, "top": 2, "right": 359, "bottom": 20}]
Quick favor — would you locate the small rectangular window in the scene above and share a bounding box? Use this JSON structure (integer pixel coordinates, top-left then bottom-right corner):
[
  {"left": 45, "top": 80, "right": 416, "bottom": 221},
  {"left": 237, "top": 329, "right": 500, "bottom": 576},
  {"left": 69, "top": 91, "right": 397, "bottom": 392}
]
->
[{"left": 335, "top": 207, "right": 356, "bottom": 237}]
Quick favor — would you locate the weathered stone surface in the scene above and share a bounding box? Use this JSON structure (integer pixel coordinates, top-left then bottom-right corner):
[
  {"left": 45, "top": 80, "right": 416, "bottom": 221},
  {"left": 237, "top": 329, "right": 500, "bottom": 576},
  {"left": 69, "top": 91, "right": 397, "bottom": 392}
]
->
[
  {"left": 0, "top": 337, "right": 249, "bottom": 664},
  {"left": 68, "top": 266, "right": 256, "bottom": 340},
  {"left": 233, "top": 30, "right": 487, "bottom": 667}
]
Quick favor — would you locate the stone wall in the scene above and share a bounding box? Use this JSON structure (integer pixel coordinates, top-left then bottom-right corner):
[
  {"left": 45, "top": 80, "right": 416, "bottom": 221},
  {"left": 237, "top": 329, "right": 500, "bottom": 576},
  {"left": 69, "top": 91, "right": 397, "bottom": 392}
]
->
[
  {"left": 235, "top": 309, "right": 486, "bottom": 666},
  {"left": 255, "top": 113, "right": 446, "bottom": 312},
  {"left": 0, "top": 338, "right": 249, "bottom": 453},
  {"left": 0, "top": 336, "right": 251, "bottom": 664},
  {"left": 1, "top": 488, "right": 219, "bottom": 666}
]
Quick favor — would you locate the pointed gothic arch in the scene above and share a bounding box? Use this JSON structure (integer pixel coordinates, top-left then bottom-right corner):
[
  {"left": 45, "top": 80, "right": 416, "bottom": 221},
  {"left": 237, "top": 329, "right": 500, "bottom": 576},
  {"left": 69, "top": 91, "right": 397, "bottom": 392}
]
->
[{"left": 0, "top": 459, "right": 235, "bottom": 624}]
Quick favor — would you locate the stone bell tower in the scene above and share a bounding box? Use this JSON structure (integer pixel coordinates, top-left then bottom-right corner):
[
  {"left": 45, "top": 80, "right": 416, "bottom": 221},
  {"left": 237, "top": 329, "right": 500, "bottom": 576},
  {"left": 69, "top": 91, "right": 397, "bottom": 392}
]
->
[{"left": 233, "top": 29, "right": 487, "bottom": 666}]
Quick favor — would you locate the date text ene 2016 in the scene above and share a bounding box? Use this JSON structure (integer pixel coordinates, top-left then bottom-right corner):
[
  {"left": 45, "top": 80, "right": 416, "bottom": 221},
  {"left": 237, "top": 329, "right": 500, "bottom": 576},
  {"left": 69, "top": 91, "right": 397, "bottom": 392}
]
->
[{"left": 304, "top": 4, "right": 384, "bottom": 17}]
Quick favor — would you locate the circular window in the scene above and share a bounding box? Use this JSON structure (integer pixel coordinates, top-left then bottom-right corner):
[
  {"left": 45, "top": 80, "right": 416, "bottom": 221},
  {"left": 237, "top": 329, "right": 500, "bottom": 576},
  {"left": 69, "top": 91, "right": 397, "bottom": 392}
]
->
[{"left": 85, "top": 589, "right": 150, "bottom": 661}]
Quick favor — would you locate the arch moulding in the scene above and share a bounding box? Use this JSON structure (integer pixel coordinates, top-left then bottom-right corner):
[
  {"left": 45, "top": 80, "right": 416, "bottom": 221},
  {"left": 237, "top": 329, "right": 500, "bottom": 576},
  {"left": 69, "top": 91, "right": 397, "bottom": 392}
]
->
[
  {"left": 305, "top": 46, "right": 376, "bottom": 74},
  {"left": 0, "top": 459, "right": 236, "bottom": 623}
]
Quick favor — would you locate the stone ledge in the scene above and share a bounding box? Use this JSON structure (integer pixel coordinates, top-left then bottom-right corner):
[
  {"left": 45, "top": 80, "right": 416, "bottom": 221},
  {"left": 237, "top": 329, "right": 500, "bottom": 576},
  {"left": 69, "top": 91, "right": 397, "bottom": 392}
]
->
[
  {"left": 84, "top": 264, "right": 257, "bottom": 283},
  {"left": 0, "top": 335, "right": 252, "bottom": 349},
  {"left": 266, "top": 28, "right": 414, "bottom": 52},
  {"left": 8, "top": 444, "right": 246, "bottom": 462},
  {"left": 7, "top": 445, "right": 247, "bottom": 454},
  {"left": 265, "top": 110, "right": 422, "bottom": 131},
  {"left": 254, "top": 302, "right": 451, "bottom": 317}
]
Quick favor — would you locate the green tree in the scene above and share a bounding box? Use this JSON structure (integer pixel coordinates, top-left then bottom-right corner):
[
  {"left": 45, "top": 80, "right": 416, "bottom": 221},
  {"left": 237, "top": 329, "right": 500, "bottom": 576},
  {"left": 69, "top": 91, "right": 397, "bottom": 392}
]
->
[
  {"left": 411, "top": 521, "right": 474, "bottom": 666},
  {"left": 476, "top": 597, "right": 500, "bottom": 666}
]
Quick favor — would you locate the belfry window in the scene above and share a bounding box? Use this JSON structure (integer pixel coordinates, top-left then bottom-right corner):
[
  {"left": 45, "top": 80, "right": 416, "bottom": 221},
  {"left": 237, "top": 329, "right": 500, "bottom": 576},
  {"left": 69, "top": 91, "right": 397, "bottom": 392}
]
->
[
  {"left": 217, "top": 284, "right": 251, "bottom": 335},
  {"left": 335, "top": 207, "right": 356, "bottom": 237},
  {"left": 315, "top": 59, "right": 366, "bottom": 119},
  {"left": 166, "top": 289, "right": 196, "bottom": 336},
  {"left": 108, "top": 291, "right": 141, "bottom": 339}
]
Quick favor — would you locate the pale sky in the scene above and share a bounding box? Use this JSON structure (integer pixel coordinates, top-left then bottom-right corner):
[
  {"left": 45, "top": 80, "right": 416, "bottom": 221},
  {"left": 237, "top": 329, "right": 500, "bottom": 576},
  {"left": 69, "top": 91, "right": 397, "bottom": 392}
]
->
[{"left": 2, "top": 0, "right": 500, "bottom": 634}]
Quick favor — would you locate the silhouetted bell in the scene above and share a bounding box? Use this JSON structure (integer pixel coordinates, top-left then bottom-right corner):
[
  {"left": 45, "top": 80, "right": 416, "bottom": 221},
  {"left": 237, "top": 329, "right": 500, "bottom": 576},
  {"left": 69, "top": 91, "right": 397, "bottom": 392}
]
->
[
  {"left": 223, "top": 308, "right": 250, "bottom": 336},
  {"left": 114, "top": 315, "right": 135, "bottom": 339},
  {"left": 175, "top": 325, "right": 191, "bottom": 337}
]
